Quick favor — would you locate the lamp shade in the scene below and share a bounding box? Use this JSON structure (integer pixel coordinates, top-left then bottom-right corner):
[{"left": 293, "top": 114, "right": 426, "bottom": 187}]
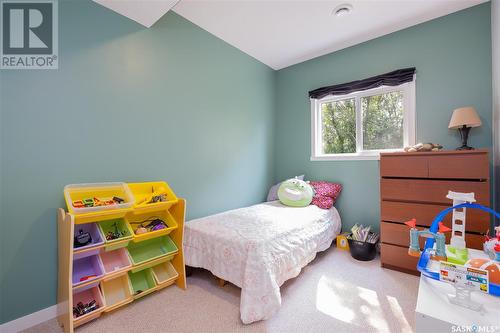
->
[{"left": 448, "top": 107, "right": 482, "bottom": 129}]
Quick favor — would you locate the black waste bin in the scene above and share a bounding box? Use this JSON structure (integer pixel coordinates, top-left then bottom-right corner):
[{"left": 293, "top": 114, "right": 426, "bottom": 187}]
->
[{"left": 347, "top": 236, "right": 378, "bottom": 261}]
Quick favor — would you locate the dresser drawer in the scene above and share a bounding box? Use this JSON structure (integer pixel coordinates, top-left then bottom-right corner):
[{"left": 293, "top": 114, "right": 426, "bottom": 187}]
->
[
  {"left": 381, "top": 222, "right": 413, "bottom": 247},
  {"left": 380, "top": 155, "right": 428, "bottom": 178},
  {"left": 380, "top": 179, "right": 489, "bottom": 204},
  {"left": 380, "top": 221, "right": 485, "bottom": 249},
  {"left": 428, "top": 153, "right": 489, "bottom": 180},
  {"left": 380, "top": 201, "right": 490, "bottom": 233},
  {"left": 380, "top": 243, "right": 419, "bottom": 273}
]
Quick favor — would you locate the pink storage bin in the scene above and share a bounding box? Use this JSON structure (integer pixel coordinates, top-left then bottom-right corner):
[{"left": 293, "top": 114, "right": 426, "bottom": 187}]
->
[
  {"left": 100, "top": 248, "right": 132, "bottom": 275},
  {"left": 72, "top": 283, "right": 105, "bottom": 321}
]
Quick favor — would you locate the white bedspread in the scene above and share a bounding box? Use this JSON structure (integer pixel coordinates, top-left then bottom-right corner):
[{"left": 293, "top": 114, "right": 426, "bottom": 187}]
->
[{"left": 184, "top": 201, "right": 341, "bottom": 323}]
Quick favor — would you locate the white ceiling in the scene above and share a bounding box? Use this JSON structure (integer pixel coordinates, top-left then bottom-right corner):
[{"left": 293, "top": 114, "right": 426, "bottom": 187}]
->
[
  {"left": 173, "top": 0, "right": 488, "bottom": 69},
  {"left": 94, "top": 0, "right": 180, "bottom": 28},
  {"left": 93, "top": 0, "right": 489, "bottom": 70}
]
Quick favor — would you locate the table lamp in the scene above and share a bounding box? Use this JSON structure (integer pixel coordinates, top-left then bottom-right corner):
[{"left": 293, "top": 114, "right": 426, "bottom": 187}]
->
[{"left": 448, "top": 106, "right": 482, "bottom": 150}]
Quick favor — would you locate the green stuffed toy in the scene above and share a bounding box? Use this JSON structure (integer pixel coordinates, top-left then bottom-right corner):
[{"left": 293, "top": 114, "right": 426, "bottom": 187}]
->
[{"left": 278, "top": 178, "right": 314, "bottom": 207}]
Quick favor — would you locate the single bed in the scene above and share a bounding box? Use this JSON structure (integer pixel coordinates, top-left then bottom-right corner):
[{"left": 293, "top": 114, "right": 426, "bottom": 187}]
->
[{"left": 184, "top": 200, "right": 341, "bottom": 324}]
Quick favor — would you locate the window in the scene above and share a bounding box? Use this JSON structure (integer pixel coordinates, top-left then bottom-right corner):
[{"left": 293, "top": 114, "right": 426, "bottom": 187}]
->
[{"left": 311, "top": 82, "right": 415, "bottom": 160}]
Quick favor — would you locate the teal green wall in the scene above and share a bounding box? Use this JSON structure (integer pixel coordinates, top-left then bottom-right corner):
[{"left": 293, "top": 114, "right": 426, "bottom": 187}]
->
[
  {"left": 274, "top": 3, "right": 492, "bottom": 233},
  {"left": 0, "top": 1, "right": 494, "bottom": 325},
  {"left": 0, "top": 1, "right": 275, "bottom": 323}
]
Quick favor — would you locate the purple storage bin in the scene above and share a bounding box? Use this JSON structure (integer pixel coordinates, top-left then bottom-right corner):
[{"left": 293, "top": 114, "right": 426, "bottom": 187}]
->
[
  {"left": 73, "top": 255, "right": 105, "bottom": 287},
  {"left": 73, "top": 248, "right": 101, "bottom": 261},
  {"left": 73, "top": 280, "right": 99, "bottom": 292},
  {"left": 73, "top": 223, "right": 104, "bottom": 251}
]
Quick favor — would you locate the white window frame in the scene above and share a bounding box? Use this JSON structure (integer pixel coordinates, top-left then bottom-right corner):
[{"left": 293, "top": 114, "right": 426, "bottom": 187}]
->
[{"left": 310, "top": 79, "right": 416, "bottom": 161}]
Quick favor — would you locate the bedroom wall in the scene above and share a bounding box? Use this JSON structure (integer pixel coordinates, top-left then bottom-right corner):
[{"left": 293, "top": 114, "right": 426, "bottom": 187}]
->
[
  {"left": 274, "top": 3, "right": 492, "bottom": 232},
  {"left": 0, "top": 1, "right": 275, "bottom": 324}
]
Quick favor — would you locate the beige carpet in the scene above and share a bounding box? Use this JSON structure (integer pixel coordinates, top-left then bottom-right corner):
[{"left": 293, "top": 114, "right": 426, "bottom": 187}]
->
[{"left": 23, "top": 247, "right": 419, "bottom": 333}]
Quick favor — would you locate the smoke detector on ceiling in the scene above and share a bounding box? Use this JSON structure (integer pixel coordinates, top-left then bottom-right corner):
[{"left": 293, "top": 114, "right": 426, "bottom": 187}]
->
[{"left": 333, "top": 4, "right": 353, "bottom": 17}]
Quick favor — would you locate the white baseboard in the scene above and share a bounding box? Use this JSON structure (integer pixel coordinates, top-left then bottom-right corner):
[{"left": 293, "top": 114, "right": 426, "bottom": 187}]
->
[{"left": 0, "top": 305, "right": 57, "bottom": 333}]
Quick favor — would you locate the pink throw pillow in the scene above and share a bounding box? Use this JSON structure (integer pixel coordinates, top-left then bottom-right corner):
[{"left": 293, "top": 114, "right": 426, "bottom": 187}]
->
[
  {"left": 309, "top": 181, "right": 342, "bottom": 201},
  {"left": 311, "top": 195, "right": 334, "bottom": 210}
]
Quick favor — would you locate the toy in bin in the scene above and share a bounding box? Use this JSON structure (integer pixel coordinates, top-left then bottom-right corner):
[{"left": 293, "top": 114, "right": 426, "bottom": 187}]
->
[
  {"left": 73, "top": 300, "right": 98, "bottom": 318},
  {"left": 129, "top": 217, "right": 167, "bottom": 235},
  {"left": 74, "top": 229, "right": 92, "bottom": 248},
  {"left": 73, "top": 196, "right": 124, "bottom": 209},
  {"left": 105, "top": 222, "right": 125, "bottom": 240},
  {"left": 346, "top": 224, "right": 379, "bottom": 261},
  {"left": 404, "top": 190, "right": 500, "bottom": 310},
  {"left": 136, "top": 186, "right": 168, "bottom": 207}
]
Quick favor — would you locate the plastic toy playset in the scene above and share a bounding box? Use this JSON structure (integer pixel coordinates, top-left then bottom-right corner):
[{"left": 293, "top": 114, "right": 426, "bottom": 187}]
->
[
  {"left": 58, "top": 182, "right": 186, "bottom": 332},
  {"left": 405, "top": 191, "right": 500, "bottom": 310}
]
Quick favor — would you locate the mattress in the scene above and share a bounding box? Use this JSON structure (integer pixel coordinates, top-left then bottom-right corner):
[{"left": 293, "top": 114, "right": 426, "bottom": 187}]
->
[{"left": 184, "top": 201, "right": 341, "bottom": 323}]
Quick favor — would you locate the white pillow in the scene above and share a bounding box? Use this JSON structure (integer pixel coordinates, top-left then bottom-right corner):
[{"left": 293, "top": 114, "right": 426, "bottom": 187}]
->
[{"left": 267, "top": 175, "right": 305, "bottom": 201}]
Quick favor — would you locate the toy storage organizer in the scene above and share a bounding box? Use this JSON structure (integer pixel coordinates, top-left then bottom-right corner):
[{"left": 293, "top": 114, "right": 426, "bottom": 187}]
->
[{"left": 57, "top": 182, "right": 187, "bottom": 333}]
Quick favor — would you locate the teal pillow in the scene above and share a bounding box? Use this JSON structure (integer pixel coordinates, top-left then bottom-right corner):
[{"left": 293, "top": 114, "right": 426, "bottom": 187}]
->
[{"left": 278, "top": 178, "right": 313, "bottom": 207}]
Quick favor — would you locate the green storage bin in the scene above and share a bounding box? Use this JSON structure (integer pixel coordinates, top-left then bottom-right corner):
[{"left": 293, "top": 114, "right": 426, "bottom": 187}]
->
[
  {"left": 98, "top": 218, "right": 134, "bottom": 251},
  {"left": 129, "top": 269, "right": 156, "bottom": 298},
  {"left": 127, "top": 236, "right": 178, "bottom": 267}
]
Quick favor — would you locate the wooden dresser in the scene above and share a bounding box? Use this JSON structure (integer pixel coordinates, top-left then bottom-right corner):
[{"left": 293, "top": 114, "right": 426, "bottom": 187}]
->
[{"left": 379, "top": 149, "right": 490, "bottom": 275}]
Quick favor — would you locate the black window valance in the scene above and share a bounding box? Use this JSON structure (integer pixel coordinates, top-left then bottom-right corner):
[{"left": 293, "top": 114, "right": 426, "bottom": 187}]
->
[{"left": 308, "top": 67, "right": 416, "bottom": 99}]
